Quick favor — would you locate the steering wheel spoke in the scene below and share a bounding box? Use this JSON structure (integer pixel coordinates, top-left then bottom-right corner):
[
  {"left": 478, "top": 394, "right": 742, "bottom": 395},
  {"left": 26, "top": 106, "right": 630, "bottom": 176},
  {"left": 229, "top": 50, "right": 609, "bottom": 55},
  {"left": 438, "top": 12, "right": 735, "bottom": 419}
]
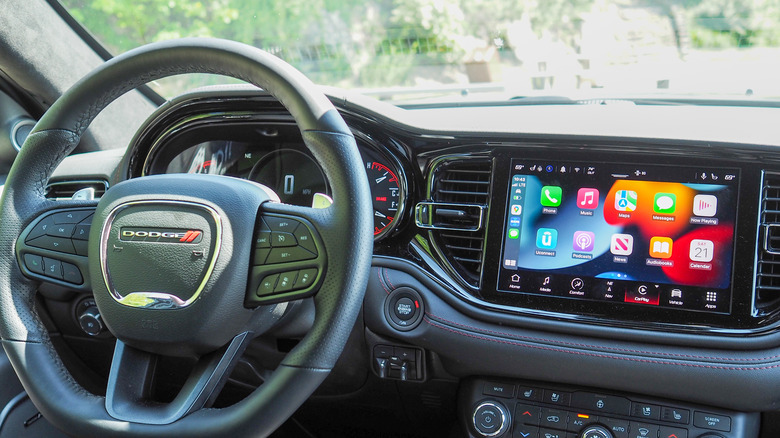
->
[
  {"left": 106, "top": 332, "right": 252, "bottom": 425},
  {"left": 245, "top": 202, "right": 330, "bottom": 306},
  {"left": 16, "top": 207, "right": 96, "bottom": 290}
]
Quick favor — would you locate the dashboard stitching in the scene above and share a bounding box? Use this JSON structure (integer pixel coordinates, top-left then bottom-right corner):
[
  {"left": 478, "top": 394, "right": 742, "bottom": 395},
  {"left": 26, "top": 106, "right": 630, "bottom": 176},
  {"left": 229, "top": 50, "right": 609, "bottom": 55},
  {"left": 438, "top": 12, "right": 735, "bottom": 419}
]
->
[
  {"left": 383, "top": 268, "right": 396, "bottom": 290},
  {"left": 425, "top": 312, "right": 780, "bottom": 363},
  {"left": 378, "top": 268, "right": 392, "bottom": 295},
  {"left": 424, "top": 316, "right": 780, "bottom": 370}
]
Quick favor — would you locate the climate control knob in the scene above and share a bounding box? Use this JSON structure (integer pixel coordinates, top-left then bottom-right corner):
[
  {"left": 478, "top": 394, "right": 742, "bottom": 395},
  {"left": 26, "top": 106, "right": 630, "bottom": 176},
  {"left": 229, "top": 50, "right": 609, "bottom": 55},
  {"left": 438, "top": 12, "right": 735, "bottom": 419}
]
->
[
  {"left": 472, "top": 401, "right": 509, "bottom": 437},
  {"left": 580, "top": 425, "right": 613, "bottom": 438}
]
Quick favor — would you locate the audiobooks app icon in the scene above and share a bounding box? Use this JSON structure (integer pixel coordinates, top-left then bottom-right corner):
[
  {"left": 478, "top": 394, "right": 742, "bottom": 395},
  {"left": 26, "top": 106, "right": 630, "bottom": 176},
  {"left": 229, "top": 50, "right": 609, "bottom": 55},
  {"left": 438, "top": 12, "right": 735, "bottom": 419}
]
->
[{"left": 649, "top": 236, "right": 673, "bottom": 259}]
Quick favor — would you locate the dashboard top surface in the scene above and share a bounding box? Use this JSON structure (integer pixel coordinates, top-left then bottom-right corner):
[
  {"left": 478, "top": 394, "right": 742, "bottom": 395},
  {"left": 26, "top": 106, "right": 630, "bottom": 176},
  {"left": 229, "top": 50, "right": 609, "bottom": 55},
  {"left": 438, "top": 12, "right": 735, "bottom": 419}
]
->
[{"left": 107, "top": 86, "right": 780, "bottom": 342}]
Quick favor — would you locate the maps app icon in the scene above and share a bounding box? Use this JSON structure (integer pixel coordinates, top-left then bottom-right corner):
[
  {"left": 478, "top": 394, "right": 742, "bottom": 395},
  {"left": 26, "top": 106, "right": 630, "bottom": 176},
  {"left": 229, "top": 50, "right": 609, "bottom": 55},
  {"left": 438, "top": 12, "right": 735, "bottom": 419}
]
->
[{"left": 615, "top": 190, "right": 637, "bottom": 212}]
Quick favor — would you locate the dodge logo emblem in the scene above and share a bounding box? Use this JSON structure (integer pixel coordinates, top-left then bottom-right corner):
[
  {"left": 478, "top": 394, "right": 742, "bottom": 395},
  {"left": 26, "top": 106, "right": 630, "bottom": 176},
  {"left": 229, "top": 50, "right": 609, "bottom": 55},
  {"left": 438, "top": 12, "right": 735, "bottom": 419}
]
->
[{"left": 120, "top": 228, "right": 203, "bottom": 244}]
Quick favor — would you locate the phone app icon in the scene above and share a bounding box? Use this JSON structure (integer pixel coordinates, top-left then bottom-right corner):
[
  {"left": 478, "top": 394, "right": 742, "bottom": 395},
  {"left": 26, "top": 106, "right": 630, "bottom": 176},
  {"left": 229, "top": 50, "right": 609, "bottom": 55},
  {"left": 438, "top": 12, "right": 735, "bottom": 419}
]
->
[
  {"left": 536, "top": 228, "right": 558, "bottom": 249},
  {"left": 508, "top": 228, "right": 520, "bottom": 239},
  {"left": 610, "top": 234, "right": 634, "bottom": 256},
  {"left": 693, "top": 194, "right": 717, "bottom": 217},
  {"left": 509, "top": 217, "right": 521, "bottom": 227},
  {"left": 511, "top": 205, "right": 522, "bottom": 215},
  {"left": 649, "top": 236, "right": 673, "bottom": 259},
  {"left": 577, "top": 188, "right": 599, "bottom": 209},
  {"left": 573, "top": 231, "right": 595, "bottom": 252},
  {"left": 540, "top": 186, "right": 562, "bottom": 207},
  {"left": 690, "top": 239, "right": 714, "bottom": 262},
  {"left": 614, "top": 190, "right": 637, "bottom": 212},
  {"left": 654, "top": 193, "right": 676, "bottom": 214}
]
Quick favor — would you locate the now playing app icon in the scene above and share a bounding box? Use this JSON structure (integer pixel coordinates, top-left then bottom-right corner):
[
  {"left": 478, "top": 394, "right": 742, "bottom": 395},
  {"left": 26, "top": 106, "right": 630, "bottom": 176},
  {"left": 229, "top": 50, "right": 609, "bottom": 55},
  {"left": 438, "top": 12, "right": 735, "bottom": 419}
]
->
[{"left": 610, "top": 233, "right": 634, "bottom": 256}]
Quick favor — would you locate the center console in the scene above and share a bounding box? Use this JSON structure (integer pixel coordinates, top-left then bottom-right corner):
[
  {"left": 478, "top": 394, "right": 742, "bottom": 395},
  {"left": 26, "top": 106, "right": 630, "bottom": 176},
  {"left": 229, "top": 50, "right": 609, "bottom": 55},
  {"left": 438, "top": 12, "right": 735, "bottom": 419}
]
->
[{"left": 459, "top": 378, "right": 759, "bottom": 438}]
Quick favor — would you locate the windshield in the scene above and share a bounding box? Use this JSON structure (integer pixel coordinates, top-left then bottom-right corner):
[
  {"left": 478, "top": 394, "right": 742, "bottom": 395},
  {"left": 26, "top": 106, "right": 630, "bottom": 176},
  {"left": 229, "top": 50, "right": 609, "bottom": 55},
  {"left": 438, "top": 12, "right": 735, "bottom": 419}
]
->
[{"left": 59, "top": 0, "right": 780, "bottom": 103}]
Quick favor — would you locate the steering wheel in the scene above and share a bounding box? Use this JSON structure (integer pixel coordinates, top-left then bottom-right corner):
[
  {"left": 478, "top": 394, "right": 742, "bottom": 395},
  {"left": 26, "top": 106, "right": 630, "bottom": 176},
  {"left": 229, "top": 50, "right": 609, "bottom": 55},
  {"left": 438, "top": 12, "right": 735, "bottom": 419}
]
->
[{"left": 0, "top": 39, "right": 373, "bottom": 436}]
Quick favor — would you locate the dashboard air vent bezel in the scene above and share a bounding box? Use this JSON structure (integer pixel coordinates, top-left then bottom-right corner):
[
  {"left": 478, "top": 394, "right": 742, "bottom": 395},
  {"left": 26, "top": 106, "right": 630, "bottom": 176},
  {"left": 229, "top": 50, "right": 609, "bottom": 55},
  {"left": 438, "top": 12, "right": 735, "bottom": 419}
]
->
[{"left": 423, "top": 156, "right": 493, "bottom": 289}]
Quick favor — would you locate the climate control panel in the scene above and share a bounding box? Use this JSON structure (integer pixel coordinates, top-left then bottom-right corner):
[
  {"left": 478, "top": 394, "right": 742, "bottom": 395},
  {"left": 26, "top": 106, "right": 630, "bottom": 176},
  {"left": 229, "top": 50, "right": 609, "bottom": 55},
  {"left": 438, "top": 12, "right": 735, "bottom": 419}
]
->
[{"left": 459, "top": 378, "right": 759, "bottom": 438}]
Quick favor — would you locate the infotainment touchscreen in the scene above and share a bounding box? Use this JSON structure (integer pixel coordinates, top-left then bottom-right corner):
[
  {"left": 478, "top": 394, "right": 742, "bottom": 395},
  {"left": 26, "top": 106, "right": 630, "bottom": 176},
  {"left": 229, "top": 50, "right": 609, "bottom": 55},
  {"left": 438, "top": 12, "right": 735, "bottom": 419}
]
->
[{"left": 497, "top": 160, "right": 739, "bottom": 314}]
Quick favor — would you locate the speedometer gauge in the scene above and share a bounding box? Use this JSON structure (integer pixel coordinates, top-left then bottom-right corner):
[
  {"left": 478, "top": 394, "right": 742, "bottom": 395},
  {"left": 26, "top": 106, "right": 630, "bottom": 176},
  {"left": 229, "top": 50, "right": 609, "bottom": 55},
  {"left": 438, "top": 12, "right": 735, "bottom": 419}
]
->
[{"left": 366, "top": 160, "right": 401, "bottom": 237}]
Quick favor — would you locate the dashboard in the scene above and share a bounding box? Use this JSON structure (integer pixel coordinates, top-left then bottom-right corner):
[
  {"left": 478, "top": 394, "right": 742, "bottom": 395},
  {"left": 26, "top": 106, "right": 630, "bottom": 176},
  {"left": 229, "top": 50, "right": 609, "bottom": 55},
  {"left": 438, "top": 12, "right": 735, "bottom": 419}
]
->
[{"left": 42, "top": 86, "right": 780, "bottom": 438}]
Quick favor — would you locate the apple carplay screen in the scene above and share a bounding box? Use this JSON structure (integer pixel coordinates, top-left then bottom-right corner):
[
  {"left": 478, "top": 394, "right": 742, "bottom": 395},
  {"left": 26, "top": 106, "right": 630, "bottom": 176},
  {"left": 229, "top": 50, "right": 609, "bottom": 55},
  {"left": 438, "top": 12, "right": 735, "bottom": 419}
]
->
[{"left": 496, "top": 160, "right": 739, "bottom": 314}]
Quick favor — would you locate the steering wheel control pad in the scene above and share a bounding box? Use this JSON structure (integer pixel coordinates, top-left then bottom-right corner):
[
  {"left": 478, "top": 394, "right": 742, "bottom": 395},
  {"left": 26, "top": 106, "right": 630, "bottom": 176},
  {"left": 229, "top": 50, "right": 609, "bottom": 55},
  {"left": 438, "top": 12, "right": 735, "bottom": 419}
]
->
[
  {"left": 89, "top": 173, "right": 275, "bottom": 356},
  {"left": 246, "top": 213, "right": 326, "bottom": 306},
  {"left": 17, "top": 207, "right": 96, "bottom": 290}
]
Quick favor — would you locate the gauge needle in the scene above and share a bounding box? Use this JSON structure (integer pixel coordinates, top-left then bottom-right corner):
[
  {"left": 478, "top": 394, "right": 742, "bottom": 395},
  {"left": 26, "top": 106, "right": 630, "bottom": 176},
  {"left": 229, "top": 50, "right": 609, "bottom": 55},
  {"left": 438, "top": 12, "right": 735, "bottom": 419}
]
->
[
  {"left": 375, "top": 175, "right": 387, "bottom": 184},
  {"left": 375, "top": 210, "right": 387, "bottom": 218}
]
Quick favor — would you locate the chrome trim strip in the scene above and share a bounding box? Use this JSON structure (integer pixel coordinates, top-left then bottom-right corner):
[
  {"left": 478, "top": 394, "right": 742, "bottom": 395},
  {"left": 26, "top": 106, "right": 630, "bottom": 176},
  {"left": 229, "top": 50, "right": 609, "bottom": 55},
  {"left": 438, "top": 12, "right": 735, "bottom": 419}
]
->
[
  {"left": 414, "top": 201, "right": 484, "bottom": 231},
  {"left": 99, "top": 200, "right": 222, "bottom": 309}
]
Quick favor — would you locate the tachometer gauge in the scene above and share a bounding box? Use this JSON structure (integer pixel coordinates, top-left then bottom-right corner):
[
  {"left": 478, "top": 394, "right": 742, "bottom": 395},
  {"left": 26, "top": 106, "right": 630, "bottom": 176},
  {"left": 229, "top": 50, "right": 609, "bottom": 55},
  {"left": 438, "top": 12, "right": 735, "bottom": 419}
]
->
[{"left": 366, "top": 160, "right": 401, "bottom": 237}]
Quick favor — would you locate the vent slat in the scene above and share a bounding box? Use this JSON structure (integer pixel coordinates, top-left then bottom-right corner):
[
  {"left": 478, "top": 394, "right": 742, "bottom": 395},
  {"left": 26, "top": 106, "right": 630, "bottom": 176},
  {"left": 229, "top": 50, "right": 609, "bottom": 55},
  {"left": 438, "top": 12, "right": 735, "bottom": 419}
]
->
[
  {"left": 45, "top": 180, "right": 107, "bottom": 200},
  {"left": 429, "top": 158, "right": 491, "bottom": 288},
  {"left": 756, "top": 172, "right": 780, "bottom": 312}
]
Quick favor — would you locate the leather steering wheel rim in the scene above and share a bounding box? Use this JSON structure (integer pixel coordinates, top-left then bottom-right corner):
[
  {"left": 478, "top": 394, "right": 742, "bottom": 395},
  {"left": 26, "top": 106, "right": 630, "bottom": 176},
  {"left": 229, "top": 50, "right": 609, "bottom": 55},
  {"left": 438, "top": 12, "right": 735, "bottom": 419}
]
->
[{"left": 0, "top": 38, "right": 373, "bottom": 437}]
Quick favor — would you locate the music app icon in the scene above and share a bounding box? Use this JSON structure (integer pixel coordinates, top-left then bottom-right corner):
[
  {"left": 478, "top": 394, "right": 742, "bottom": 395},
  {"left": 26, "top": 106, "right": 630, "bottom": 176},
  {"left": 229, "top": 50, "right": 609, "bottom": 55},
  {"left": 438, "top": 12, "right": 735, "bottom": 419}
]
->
[{"left": 577, "top": 188, "right": 599, "bottom": 209}]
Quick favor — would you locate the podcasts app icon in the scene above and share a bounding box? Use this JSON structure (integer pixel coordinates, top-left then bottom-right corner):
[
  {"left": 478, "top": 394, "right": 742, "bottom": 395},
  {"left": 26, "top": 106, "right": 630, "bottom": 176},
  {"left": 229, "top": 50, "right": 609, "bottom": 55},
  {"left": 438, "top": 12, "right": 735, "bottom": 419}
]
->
[{"left": 573, "top": 231, "right": 595, "bottom": 252}]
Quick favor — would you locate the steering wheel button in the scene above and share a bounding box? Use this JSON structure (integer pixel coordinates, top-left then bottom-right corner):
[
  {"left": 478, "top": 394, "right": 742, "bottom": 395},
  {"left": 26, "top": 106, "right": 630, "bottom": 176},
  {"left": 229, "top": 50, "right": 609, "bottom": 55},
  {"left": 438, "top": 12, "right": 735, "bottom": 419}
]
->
[
  {"left": 253, "top": 248, "right": 271, "bottom": 265},
  {"left": 73, "top": 224, "right": 91, "bottom": 241},
  {"left": 255, "top": 231, "right": 271, "bottom": 248},
  {"left": 23, "top": 254, "right": 44, "bottom": 274},
  {"left": 264, "top": 216, "right": 300, "bottom": 232},
  {"left": 293, "top": 268, "right": 318, "bottom": 289},
  {"left": 274, "top": 271, "right": 298, "bottom": 292},
  {"left": 62, "top": 262, "right": 84, "bottom": 285},
  {"left": 73, "top": 239, "right": 89, "bottom": 256},
  {"left": 293, "top": 224, "right": 317, "bottom": 254},
  {"left": 266, "top": 246, "right": 316, "bottom": 264},
  {"left": 270, "top": 231, "right": 297, "bottom": 247},
  {"left": 256, "top": 274, "right": 280, "bottom": 296},
  {"left": 46, "top": 223, "right": 75, "bottom": 238},
  {"left": 26, "top": 216, "right": 56, "bottom": 241},
  {"left": 27, "top": 235, "right": 76, "bottom": 254},
  {"left": 42, "top": 257, "right": 63, "bottom": 279},
  {"left": 52, "top": 210, "right": 93, "bottom": 224}
]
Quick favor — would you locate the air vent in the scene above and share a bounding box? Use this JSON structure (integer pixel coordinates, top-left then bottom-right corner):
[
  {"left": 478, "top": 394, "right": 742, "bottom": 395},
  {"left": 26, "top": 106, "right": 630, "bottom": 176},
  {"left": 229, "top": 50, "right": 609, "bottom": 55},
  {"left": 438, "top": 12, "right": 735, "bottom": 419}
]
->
[
  {"left": 425, "top": 158, "right": 492, "bottom": 288},
  {"left": 756, "top": 172, "right": 780, "bottom": 312},
  {"left": 45, "top": 180, "right": 107, "bottom": 200}
]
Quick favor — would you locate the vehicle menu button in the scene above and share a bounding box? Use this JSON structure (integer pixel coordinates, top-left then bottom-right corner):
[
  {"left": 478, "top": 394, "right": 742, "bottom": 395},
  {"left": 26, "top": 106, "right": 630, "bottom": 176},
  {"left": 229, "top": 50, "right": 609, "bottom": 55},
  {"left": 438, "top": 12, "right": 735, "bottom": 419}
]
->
[
  {"left": 517, "top": 386, "right": 543, "bottom": 402},
  {"left": 693, "top": 411, "right": 731, "bottom": 432},
  {"left": 659, "top": 425, "right": 688, "bottom": 438},
  {"left": 483, "top": 382, "right": 514, "bottom": 398},
  {"left": 513, "top": 424, "right": 539, "bottom": 438},
  {"left": 570, "top": 393, "right": 631, "bottom": 416},
  {"left": 515, "top": 404, "right": 541, "bottom": 425},
  {"left": 539, "top": 408, "right": 567, "bottom": 430},
  {"left": 601, "top": 417, "right": 629, "bottom": 438},
  {"left": 631, "top": 402, "right": 661, "bottom": 420},
  {"left": 661, "top": 407, "right": 689, "bottom": 424},
  {"left": 629, "top": 423, "right": 659, "bottom": 438},
  {"left": 543, "top": 389, "right": 571, "bottom": 406}
]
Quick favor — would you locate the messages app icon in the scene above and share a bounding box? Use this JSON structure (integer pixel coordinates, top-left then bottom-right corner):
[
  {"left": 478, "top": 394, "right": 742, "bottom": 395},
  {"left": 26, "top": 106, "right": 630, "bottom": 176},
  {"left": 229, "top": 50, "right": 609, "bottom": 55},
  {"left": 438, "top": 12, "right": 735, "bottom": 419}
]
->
[{"left": 654, "top": 193, "right": 676, "bottom": 214}]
